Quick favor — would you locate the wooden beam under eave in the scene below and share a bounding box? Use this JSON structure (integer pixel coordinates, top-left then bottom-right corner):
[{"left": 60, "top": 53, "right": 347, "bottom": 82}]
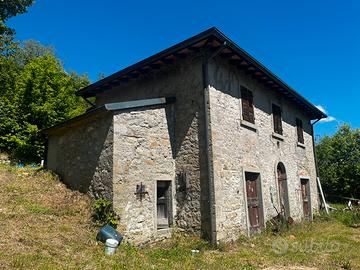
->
[
  {"left": 177, "top": 48, "right": 191, "bottom": 55},
  {"left": 164, "top": 54, "right": 176, "bottom": 61},
  {"left": 222, "top": 48, "right": 233, "bottom": 54},
  {"left": 173, "top": 52, "right": 187, "bottom": 59},
  {"left": 254, "top": 71, "right": 262, "bottom": 76},
  {"left": 151, "top": 60, "right": 166, "bottom": 69},
  {"left": 207, "top": 39, "right": 222, "bottom": 48},
  {"left": 191, "top": 39, "right": 208, "bottom": 48},
  {"left": 230, "top": 55, "right": 241, "bottom": 60}
]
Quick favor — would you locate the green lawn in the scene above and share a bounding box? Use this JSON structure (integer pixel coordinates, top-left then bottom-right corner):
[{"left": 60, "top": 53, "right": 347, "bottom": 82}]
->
[{"left": 0, "top": 165, "right": 359, "bottom": 270}]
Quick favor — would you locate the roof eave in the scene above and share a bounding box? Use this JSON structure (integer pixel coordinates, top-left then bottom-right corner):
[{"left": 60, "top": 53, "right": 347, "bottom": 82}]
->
[{"left": 77, "top": 27, "right": 326, "bottom": 120}]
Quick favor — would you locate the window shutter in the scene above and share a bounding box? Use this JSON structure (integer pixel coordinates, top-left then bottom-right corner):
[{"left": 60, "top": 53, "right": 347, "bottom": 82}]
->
[
  {"left": 272, "top": 104, "right": 283, "bottom": 135},
  {"left": 241, "top": 87, "right": 255, "bottom": 124},
  {"left": 296, "top": 118, "right": 304, "bottom": 143}
]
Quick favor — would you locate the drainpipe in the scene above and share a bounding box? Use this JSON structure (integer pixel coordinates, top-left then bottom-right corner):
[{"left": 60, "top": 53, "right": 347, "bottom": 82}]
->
[
  {"left": 310, "top": 118, "right": 321, "bottom": 178},
  {"left": 202, "top": 41, "right": 226, "bottom": 245},
  {"left": 311, "top": 118, "right": 329, "bottom": 213}
]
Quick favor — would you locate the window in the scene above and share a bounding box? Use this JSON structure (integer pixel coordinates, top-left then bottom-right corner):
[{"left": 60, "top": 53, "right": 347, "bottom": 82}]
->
[
  {"left": 241, "top": 87, "right": 255, "bottom": 124},
  {"left": 157, "top": 181, "right": 172, "bottom": 229},
  {"left": 272, "top": 104, "right": 283, "bottom": 135},
  {"left": 296, "top": 118, "right": 304, "bottom": 144}
]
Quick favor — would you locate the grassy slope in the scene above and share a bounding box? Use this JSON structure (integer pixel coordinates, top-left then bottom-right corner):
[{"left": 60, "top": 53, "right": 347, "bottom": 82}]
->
[{"left": 0, "top": 165, "right": 359, "bottom": 270}]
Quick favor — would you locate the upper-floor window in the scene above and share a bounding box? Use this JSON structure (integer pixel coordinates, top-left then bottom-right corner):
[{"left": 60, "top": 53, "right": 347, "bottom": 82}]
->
[
  {"left": 296, "top": 118, "right": 304, "bottom": 144},
  {"left": 241, "top": 87, "right": 255, "bottom": 124},
  {"left": 272, "top": 104, "right": 283, "bottom": 135}
]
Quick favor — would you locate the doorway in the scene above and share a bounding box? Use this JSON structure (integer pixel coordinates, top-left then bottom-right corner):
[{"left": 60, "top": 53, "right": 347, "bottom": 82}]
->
[
  {"left": 156, "top": 181, "right": 172, "bottom": 229},
  {"left": 277, "top": 162, "right": 290, "bottom": 218},
  {"left": 300, "top": 178, "right": 311, "bottom": 220},
  {"left": 245, "top": 172, "right": 264, "bottom": 234}
]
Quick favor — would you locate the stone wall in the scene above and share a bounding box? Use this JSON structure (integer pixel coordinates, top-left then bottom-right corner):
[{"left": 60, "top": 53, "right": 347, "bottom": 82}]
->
[
  {"left": 95, "top": 57, "right": 210, "bottom": 237},
  {"left": 46, "top": 113, "right": 114, "bottom": 200},
  {"left": 112, "top": 106, "right": 176, "bottom": 244},
  {"left": 46, "top": 52, "right": 319, "bottom": 245},
  {"left": 208, "top": 57, "right": 318, "bottom": 241}
]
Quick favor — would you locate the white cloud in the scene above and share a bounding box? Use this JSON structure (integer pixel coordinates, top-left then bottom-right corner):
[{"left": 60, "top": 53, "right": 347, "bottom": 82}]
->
[
  {"left": 316, "top": 105, "right": 336, "bottom": 123},
  {"left": 319, "top": 116, "right": 336, "bottom": 123}
]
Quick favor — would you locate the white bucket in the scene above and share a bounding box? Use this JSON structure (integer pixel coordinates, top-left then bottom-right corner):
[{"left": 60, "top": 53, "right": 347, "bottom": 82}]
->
[{"left": 104, "top": 238, "right": 119, "bottom": 255}]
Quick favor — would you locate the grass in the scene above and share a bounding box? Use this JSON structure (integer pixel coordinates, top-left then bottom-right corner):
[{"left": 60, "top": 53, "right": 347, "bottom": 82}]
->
[{"left": 0, "top": 164, "right": 359, "bottom": 269}]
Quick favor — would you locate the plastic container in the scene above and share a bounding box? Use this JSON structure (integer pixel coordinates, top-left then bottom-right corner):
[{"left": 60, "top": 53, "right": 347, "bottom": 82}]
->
[
  {"left": 104, "top": 239, "right": 119, "bottom": 255},
  {"left": 96, "top": 225, "right": 123, "bottom": 244}
]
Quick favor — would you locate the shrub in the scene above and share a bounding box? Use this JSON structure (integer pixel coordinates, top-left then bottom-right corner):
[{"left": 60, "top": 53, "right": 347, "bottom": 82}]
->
[{"left": 92, "top": 198, "right": 119, "bottom": 228}]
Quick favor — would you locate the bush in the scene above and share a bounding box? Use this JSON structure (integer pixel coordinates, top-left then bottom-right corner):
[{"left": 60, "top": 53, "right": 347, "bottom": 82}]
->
[{"left": 92, "top": 198, "right": 119, "bottom": 228}]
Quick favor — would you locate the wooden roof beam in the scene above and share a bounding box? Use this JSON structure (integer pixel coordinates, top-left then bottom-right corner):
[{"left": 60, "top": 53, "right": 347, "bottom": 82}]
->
[{"left": 190, "top": 39, "right": 208, "bottom": 48}]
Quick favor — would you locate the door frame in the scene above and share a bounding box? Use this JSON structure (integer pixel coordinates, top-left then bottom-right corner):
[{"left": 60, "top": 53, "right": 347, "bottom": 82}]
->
[
  {"left": 154, "top": 176, "right": 176, "bottom": 231},
  {"left": 242, "top": 167, "right": 265, "bottom": 237},
  {"left": 299, "top": 176, "right": 312, "bottom": 220}
]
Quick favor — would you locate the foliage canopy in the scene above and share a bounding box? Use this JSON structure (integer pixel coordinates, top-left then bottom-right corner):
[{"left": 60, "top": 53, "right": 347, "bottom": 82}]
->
[
  {"left": 316, "top": 124, "right": 360, "bottom": 200},
  {"left": 0, "top": 41, "right": 90, "bottom": 162},
  {"left": 0, "top": 0, "right": 34, "bottom": 55}
]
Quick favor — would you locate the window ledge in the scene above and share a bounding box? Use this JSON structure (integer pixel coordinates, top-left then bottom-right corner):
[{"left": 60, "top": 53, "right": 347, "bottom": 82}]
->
[
  {"left": 241, "top": 120, "right": 258, "bottom": 131},
  {"left": 297, "top": 142, "right": 306, "bottom": 148},
  {"left": 272, "top": 132, "right": 284, "bottom": 141}
]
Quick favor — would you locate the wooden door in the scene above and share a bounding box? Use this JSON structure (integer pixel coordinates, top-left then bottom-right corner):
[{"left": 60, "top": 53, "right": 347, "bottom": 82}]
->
[
  {"left": 245, "top": 172, "right": 263, "bottom": 234},
  {"left": 157, "top": 181, "right": 171, "bottom": 229},
  {"left": 300, "top": 178, "right": 311, "bottom": 219},
  {"left": 277, "top": 163, "right": 290, "bottom": 218}
]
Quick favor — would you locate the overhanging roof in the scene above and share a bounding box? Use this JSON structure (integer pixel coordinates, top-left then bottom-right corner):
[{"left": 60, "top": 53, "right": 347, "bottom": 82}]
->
[
  {"left": 77, "top": 27, "right": 326, "bottom": 120},
  {"left": 42, "top": 97, "right": 175, "bottom": 135}
]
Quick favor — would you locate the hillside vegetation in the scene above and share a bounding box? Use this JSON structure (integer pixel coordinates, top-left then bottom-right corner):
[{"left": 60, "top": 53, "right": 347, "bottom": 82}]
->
[{"left": 0, "top": 165, "right": 359, "bottom": 270}]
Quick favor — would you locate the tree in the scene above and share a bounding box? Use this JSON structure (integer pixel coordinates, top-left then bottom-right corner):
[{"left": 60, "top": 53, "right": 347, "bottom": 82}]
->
[
  {"left": 14, "top": 39, "right": 54, "bottom": 66},
  {"left": 0, "top": 41, "right": 90, "bottom": 162},
  {"left": 0, "top": 2, "right": 91, "bottom": 162},
  {"left": 316, "top": 124, "right": 360, "bottom": 200},
  {"left": 0, "top": 0, "right": 34, "bottom": 55}
]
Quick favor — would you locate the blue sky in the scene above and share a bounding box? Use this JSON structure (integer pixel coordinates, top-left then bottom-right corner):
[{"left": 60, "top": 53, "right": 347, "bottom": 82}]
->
[{"left": 8, "top": 0, "right": 360, "bottom": 137}]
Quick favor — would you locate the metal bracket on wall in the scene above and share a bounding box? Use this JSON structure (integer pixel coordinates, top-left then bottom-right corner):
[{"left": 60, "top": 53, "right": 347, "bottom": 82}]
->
[{"left": 134, "top": 182, "right": 148, "bottom": 201}]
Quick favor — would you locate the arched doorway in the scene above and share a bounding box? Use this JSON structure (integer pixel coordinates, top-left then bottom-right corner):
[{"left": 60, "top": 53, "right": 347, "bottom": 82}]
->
[{"left": 277, "top": 162, "right": 290, "bottom": 218}]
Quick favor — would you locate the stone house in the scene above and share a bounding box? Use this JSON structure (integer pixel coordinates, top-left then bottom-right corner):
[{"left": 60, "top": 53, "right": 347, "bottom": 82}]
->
[{"left": 43, "top": 27, "right": 326, "bottom": 245}]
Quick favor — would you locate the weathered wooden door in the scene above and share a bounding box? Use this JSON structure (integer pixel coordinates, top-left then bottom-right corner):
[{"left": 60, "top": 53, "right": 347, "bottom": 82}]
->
[
  {"left": 245, "top": 172, "right": 263, "bottom": 234},
  {"left": 157, "top": 181, "right": 172, "bottom": 229},
  {"left": 300, "top": 178, "right": 311, "bottom": 219},
  {"left": 277, "top": 163, "right": 290, "bottom": 218}
]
